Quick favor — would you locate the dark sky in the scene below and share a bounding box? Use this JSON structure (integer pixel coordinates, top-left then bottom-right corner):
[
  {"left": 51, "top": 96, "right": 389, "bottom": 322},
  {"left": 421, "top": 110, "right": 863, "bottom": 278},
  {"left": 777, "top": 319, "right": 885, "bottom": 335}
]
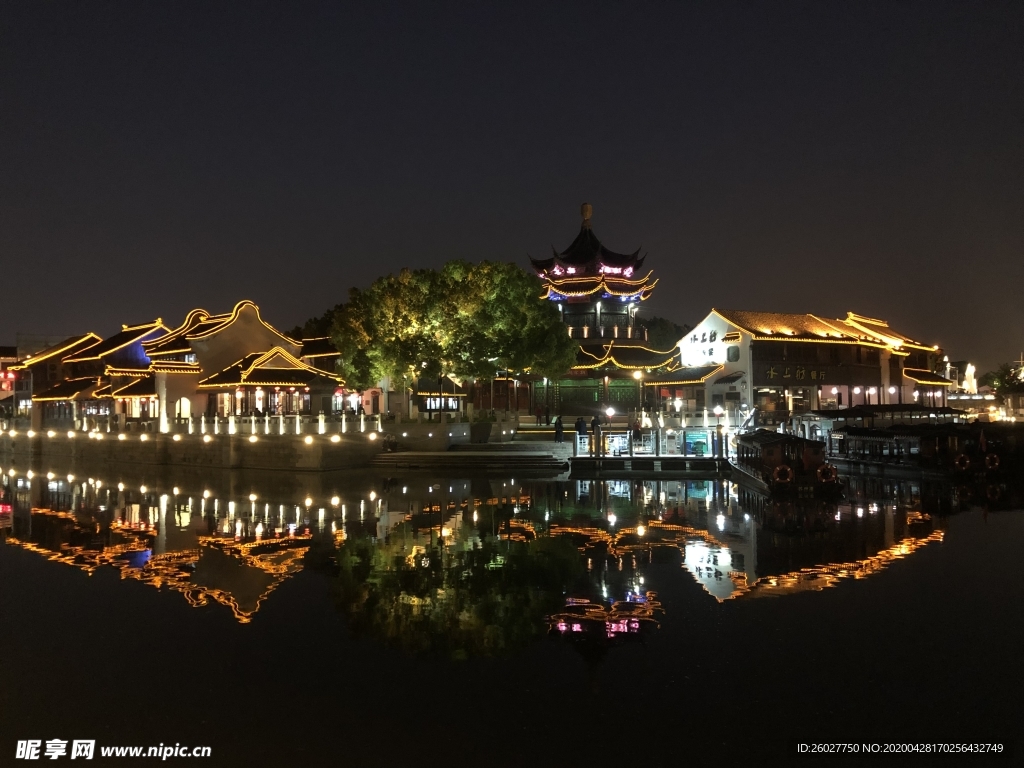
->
[{"left": 2, "top": 1, "right": 1021, "bottom": 369}]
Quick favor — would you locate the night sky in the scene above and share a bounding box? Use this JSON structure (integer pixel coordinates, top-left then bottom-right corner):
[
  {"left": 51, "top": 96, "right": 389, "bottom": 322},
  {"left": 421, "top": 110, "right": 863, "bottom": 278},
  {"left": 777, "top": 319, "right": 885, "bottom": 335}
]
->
[{"left": 2, "top": 2, "right": 1021, "bottom": 369}]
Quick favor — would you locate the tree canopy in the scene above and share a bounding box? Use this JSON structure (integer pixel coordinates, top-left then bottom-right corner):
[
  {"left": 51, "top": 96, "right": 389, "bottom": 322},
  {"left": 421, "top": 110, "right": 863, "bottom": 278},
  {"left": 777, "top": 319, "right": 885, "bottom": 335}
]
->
[
  {"left": 979, "top": 362, "right": 1024, "bottom": 395},
  {"left": 329, "top": 261, "right": 578, "bottom": 389},
  {"left": 639, "top": 316, "right": 691, "bottom": 350}
]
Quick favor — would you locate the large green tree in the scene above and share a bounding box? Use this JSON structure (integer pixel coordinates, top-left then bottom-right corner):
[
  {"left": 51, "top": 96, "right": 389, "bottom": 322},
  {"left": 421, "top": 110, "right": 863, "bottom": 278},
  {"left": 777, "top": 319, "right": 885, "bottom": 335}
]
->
[
  {"left": 979, "top": 363, "right": 1024, "bottom": 395},
  {"left": 329, "top": 261, "right": 577, "bottom": 389}
]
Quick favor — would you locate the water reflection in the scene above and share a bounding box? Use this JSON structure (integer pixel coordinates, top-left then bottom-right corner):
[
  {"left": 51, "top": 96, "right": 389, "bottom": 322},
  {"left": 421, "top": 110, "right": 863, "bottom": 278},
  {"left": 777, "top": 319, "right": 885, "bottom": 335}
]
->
[{"left": 1, "top": 467, "right": 964, "bottom": 649}]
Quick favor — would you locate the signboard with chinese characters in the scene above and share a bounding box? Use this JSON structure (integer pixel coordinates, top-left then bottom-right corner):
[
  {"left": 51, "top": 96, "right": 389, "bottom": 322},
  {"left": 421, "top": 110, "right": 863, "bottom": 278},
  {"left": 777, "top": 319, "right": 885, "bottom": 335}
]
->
[
  {"left": 678, "top": 314, "right": 734, "bottom": 367},
  {"left": 752, "top": 363, "right": 881, "bottom": 387}
]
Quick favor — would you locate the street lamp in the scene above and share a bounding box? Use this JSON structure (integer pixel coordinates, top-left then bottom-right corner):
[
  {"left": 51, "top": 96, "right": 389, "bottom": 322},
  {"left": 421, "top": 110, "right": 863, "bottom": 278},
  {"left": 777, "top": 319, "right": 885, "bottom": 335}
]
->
[{"left": 713, "top": 404, "right": 723, "bottom": 425}]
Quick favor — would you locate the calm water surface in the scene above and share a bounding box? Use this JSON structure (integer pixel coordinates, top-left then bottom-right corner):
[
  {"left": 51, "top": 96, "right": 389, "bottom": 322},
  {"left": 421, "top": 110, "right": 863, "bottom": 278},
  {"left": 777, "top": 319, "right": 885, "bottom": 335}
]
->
[{"left": 1, "top": 464, "right": 1020, "bottom": 766}]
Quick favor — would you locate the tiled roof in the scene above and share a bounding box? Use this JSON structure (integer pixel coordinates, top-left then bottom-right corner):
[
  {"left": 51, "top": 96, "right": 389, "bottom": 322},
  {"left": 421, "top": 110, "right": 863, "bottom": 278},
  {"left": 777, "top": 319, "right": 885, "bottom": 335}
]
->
[
  {"left": 198, "top": 347, "right": 343, "bottom": 389},
  {"left": 64, "top": 322, "right": 167, "bottom": 362},
  {"left": 32, "top": 377, "right": 102, "bottom": 401},
  {"left": 902, "top": 368, "right": 954, "bottom": 386},
  {"left": 645, "top": 364, "right": 723, "bottom": 385},
  {"left": 10, "top": 333, "right": 102, "bottom": 369},
  {"left": 574, "top": 341, "right": 678, "bottom": 370}
]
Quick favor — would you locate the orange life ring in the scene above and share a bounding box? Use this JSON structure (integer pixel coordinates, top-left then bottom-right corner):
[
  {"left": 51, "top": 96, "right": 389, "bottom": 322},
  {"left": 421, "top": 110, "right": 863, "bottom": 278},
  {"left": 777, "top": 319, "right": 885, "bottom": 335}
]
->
[
  {"left": 816, "top": 464, "right": 838, "bottom": 483},
  {"left": 985, "top": 453, "right": 1000, "bottom": 471},
  {"left": 953, "top": 453, "right": 970, "bottom": 472},
  {"left": 986, "top": 484, "right": 1003, "bottom": 502},
  {"left": 773, "top": 464, "right": 794, "bottom": 484}
]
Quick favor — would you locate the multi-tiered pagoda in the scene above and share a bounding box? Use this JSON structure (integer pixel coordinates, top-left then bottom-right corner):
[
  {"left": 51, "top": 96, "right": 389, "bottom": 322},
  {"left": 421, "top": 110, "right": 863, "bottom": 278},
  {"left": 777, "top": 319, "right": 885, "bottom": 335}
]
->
[
  {"left": 530, "top": 203, "right": 656, "bottom": 340},
  {"left": 529, "top": 205, "right": 705, "bottom": 417}
]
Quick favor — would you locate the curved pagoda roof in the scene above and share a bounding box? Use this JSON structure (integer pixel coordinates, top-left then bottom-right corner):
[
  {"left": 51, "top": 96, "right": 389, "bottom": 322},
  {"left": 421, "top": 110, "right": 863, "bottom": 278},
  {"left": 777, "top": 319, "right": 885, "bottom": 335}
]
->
[{"left": 529, "top": 203, "right": 646, "bottom": 277}]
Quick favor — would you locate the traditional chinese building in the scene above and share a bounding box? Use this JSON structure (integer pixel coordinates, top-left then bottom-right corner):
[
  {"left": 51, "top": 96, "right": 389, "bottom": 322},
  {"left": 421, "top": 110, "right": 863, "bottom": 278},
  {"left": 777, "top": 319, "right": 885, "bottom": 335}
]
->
[
  {"left": 18, "top": 301, "right": 344, "bottom": 430},
  {"left": 529, "top": 204, "right": 695, "bottom": 417},
  {"left": 678, "top": 309, "right": 952, "bottom": 428}
]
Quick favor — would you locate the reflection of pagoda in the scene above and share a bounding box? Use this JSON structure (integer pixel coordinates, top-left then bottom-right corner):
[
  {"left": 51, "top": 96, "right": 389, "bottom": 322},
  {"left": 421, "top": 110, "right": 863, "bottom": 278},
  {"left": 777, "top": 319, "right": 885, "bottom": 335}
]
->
[{"left": 530, "top": 205, "right": 686, "bottom": 416}]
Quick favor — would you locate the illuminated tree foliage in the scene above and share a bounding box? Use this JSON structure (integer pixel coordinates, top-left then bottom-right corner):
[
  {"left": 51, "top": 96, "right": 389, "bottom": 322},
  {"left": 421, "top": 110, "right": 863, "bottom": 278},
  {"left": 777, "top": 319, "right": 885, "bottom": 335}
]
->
[{"left": 328, "top": 261, "right": 577, "bottom": 390}]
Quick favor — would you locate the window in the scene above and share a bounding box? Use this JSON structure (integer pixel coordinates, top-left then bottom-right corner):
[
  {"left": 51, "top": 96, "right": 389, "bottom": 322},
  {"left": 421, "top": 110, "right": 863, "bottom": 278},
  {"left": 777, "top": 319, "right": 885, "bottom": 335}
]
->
[{"left": 726, "top": 345, "right": 740, "bottom": 362}]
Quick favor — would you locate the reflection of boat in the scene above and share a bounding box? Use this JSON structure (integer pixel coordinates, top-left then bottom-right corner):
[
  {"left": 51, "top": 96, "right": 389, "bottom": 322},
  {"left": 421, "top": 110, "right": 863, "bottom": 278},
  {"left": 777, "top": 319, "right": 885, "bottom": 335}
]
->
[{"left": 733, "top": 430, "right": 840, "bottom": 497}]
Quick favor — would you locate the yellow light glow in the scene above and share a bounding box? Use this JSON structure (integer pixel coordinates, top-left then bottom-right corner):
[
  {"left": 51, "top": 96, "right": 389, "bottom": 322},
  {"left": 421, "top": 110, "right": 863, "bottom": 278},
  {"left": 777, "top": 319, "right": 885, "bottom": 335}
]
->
[
  {"left": 46, "top": 472, "right": 55, "bottom": 480},
  {"left": 249, "top": 493, "right": 257, "bottom": 502},
  {"left": 304, "top": 435, "right": 313, "bottom": 445},
  {"left": 173, "top": 487, "right": 180, "bottom": 495},
  {"left": 368, "top": 432, "right": 377, "bottom": 441},
  {"left": 117, "top": 483, "right": 124, "bottom": 491},
  {"left": 203, "top": 490, "right": 210, "bottom": 499},
  {"left": 140, "top": 434, "right": 148, "bottom": 442},
  {"left": 203, "top": 434, "right": 212, "bottom": 443},
  {"left": 140, "top": 485, "right": 147, "bottom": 493},
  {"left": 249, "top": 435, "right": 258, "bottom": 443},
  {"left": 304, "top": 497, "right": 312, "bottom": 507},
  {"left": 172, "top": 434, "right": 182, "bottom": 441},
  {"left": 118, "top": 433, "right": 126, "bottom": 440},
  {"left": 27, "top": 430, "right": 35, "bottom": 438},
  {"left": 46, "top": 430, "right": 56, "bottom": 438},
  {"left": 330, "top": 496, "right": 340, "bottom": 506},
  {"left": 330, "top": 434, "right": 340, "bottom": 443}
]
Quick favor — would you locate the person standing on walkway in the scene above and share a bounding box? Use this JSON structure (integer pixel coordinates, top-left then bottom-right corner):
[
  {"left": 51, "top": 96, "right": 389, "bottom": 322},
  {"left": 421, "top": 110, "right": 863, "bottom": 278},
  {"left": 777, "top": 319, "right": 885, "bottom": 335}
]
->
[
  {"left": 535, "top": 405, "right": 543, "bottom": 425},
  {"left": 554, "top": 416, "right": 563, "bottom": 443}
]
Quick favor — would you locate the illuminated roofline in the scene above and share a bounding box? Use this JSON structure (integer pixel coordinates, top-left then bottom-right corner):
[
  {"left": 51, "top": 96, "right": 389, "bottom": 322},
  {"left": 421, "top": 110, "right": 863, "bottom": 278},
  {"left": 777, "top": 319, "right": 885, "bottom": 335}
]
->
[
  {"left": 184, "top": 300, "right": 301, "bottom": 347},
  {"left": 64, "top": 322, "right": 170, "bottom": 362},
  {"left": 10, "top": 333, "right": 103, "bottom": 369}
]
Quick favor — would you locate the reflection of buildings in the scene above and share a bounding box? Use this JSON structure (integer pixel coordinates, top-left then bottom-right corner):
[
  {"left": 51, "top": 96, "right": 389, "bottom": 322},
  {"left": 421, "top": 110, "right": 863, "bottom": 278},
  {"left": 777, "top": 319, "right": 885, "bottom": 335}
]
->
[
  {"left": 2, "top": 478, "right": 312, "bottom": 623},
  {"left": 3, "top": 466, "right": 950, "bottom": 636}
]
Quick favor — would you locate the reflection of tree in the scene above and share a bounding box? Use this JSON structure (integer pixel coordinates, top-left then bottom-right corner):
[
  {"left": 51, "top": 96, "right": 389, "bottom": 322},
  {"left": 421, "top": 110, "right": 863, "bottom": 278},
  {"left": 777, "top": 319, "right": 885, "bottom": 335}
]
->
[{"left": 334, "top": 526, "right": 585, "bottom": 657}]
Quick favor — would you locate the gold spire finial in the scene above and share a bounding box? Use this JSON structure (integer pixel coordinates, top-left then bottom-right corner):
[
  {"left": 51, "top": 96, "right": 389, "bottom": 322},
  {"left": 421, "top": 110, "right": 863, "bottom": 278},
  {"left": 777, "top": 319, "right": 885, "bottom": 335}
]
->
[{"left": 581, "top": 202, "right": 592, "bottom": 227}]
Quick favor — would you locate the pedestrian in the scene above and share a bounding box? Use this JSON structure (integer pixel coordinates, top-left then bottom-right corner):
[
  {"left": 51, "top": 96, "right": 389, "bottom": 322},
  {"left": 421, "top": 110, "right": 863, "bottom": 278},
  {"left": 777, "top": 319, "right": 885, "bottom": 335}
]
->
[
  {"left": 554, "top": 416, "right": 564, "bottom": 443},
  {"left": 632, "top": 419, "right": 642, "bottom": 443},
  {"left": 575, "top": 416, "right": 586, "bottom": 436},
  {"left": 535, "top": 405, "right": 543, "bottom": 426},
  {"left": 590, "top": 415, "right": 600, "bottom": 434},
  {"left": 593, "top": 419, "right": 603, "bottom": 456}
]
